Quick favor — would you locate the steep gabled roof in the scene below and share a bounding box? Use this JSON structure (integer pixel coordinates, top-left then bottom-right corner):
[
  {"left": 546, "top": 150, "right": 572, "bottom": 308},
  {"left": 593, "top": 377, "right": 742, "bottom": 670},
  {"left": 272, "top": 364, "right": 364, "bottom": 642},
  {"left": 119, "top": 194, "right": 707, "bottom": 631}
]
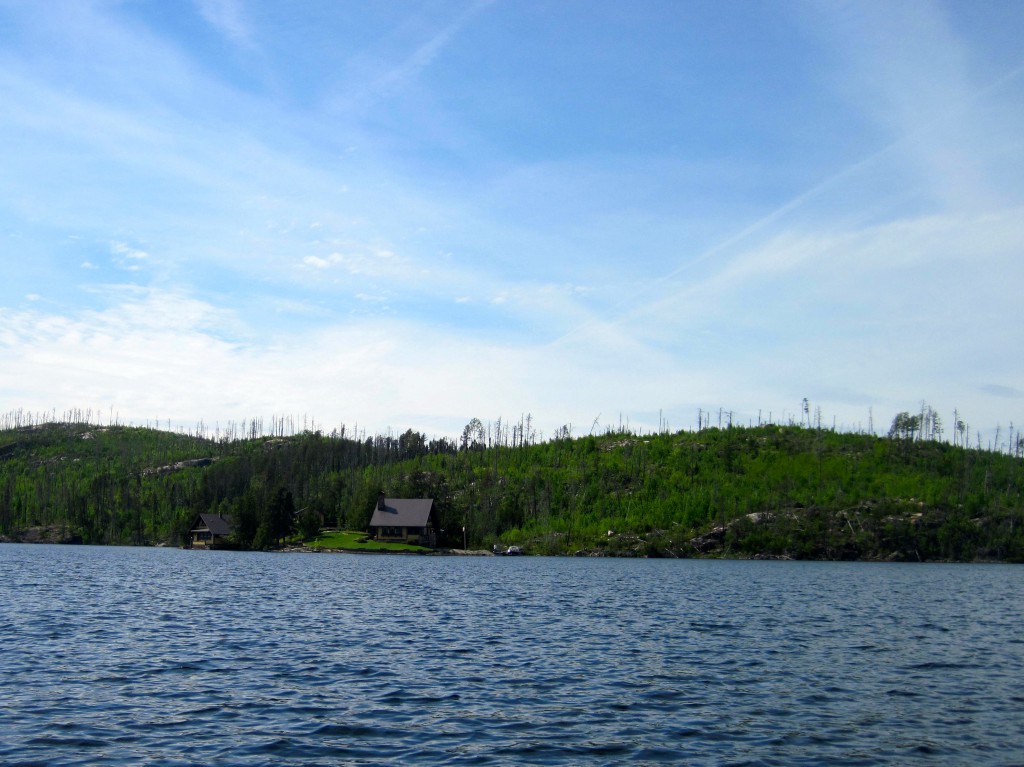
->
[
  {"left": 369, "top": 498, "right": 434, "bottom": 528},
  {"left": 192, "top": 513, "right": 234, "bottom": 536}
]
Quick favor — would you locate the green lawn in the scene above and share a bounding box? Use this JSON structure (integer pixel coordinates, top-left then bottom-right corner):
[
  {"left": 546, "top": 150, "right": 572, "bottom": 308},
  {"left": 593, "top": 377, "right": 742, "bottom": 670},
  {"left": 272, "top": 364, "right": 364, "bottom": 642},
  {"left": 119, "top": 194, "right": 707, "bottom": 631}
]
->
[{"left": 304, "top": 529, "right": 431, "bottom": 552}]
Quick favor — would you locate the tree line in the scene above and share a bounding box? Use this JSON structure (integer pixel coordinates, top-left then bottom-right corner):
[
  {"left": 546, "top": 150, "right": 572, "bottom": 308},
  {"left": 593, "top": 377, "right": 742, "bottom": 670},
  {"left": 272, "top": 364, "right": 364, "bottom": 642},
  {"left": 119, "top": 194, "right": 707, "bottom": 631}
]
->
[{"left": 1, "top": 407, "right": 1022, "bottom": 561}]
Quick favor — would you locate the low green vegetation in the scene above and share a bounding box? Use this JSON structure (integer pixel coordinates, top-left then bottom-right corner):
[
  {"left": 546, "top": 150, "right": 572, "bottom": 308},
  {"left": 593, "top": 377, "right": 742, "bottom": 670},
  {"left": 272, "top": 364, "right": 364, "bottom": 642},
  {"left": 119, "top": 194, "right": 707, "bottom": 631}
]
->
[
  {"left": 306, "top": 530, "right": 430, "bottom": 552},
  {"left": 1, "top": 410, "right": 1022, "bottom": 561}
]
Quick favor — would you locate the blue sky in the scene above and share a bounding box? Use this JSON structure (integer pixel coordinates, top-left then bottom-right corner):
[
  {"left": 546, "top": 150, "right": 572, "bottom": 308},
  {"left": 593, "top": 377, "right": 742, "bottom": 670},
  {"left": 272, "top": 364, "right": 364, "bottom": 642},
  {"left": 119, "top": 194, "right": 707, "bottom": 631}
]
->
[{"left": 1, "top": 0, "right": 1023, "bottom": 444}]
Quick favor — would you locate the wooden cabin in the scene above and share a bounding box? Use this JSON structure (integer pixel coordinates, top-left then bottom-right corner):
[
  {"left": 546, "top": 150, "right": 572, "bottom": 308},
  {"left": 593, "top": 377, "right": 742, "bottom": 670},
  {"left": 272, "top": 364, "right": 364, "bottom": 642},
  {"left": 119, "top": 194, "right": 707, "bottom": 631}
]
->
[
  {"left": 188, "top": 513, "right": 234, "bottom": 548},
  {"left": 368, "top": 492, "right": 438, "bottom": 547}
]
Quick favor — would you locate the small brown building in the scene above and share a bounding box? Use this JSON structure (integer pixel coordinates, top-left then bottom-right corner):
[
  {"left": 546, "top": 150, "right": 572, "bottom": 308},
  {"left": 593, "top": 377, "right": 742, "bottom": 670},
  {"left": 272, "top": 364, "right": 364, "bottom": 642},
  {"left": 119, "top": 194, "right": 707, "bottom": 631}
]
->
[
  {"left": 368, "top": 493, "right": 438, "bottom": 547},
  {"left": 188, "top": 513, "right": 234, "bottom": 548}
]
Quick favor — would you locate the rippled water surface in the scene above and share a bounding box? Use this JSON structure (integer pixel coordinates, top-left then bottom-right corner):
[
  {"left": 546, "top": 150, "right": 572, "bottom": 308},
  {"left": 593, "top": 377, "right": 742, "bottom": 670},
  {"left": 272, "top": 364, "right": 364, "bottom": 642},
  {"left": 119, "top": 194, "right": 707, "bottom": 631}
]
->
[{"left": 2, "top": 545, "right": 1023, "bottom": 766}]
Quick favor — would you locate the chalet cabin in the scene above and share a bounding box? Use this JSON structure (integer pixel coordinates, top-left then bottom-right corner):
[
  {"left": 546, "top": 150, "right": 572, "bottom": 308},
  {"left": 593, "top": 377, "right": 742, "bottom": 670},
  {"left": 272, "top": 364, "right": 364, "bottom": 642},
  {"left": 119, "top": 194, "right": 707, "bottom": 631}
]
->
[
  {"left": 188, "top": 513, "right": 234, "bottom": 548},
  {"left": 368, "top": 493, "right": 438, "bottom": 547}
]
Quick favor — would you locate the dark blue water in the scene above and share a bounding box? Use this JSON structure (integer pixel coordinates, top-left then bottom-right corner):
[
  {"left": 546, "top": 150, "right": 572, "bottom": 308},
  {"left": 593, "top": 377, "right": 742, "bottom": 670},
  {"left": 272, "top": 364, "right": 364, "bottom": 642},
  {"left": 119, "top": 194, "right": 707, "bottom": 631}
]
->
[{"left": 1, "top": 545, "right": 1022, "bottom": 766}]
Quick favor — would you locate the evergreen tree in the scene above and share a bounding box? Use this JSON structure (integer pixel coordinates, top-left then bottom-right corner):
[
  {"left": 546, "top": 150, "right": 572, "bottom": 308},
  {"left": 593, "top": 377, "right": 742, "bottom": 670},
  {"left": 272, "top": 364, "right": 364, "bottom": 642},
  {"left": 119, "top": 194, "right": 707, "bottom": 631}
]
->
[{"left": 269, "top": 486, "right": 295, "bottom": 545}]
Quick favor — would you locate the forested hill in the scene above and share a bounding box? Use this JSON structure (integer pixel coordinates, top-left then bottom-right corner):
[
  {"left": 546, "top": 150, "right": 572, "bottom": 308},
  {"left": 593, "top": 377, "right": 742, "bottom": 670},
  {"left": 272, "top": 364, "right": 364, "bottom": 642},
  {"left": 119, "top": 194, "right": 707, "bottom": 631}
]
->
[{"left": 1, "top": 420, "right": 1022, "bottom": 561}]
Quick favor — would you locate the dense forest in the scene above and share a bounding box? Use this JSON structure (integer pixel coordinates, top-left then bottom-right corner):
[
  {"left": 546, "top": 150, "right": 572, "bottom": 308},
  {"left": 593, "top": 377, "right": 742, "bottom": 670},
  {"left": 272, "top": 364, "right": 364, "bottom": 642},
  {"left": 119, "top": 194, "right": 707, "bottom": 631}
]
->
[{"left": 1, "top": 408, "right": 1023, "bottom": 562}]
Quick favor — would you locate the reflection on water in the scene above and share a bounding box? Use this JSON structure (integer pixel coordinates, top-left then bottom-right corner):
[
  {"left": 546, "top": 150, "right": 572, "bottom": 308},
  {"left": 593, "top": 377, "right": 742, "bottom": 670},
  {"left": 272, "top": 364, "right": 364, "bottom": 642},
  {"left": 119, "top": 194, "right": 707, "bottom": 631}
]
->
[{"left": 2, "top": 545, "right": 1022, "bottom": 765}]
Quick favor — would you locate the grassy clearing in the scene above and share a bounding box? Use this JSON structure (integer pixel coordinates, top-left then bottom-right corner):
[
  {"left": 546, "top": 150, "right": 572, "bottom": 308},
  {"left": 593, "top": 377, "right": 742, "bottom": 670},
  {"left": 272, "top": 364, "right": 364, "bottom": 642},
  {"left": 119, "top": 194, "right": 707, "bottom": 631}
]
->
[{"left": 305, "top": 529, "right": 431, "bottom": 552}]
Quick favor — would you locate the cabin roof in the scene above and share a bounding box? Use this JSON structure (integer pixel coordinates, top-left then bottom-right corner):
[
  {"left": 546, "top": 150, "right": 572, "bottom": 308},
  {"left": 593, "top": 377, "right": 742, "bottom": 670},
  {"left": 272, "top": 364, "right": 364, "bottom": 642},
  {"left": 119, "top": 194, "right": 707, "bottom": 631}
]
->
[
  {"left": 369, "top": 498, "right": 434, "bottom": 528},
  {"left": 192, "top": 513, "right": 233, "bottom": 536}
]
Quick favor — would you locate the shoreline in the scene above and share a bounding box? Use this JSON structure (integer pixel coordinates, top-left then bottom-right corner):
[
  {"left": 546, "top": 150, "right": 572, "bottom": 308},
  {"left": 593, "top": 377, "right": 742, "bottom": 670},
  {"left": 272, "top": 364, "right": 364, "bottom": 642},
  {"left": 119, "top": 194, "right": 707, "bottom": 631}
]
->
[{"left": 1, "top": 537, "right": 1016, "bottom": 564}]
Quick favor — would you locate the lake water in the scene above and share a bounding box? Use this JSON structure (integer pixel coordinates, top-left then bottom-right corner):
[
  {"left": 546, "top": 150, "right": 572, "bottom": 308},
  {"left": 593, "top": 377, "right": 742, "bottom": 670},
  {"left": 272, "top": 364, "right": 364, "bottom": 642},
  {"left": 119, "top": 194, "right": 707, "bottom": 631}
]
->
[{"left": 1, "top": 545, "right": 1022, "bottom": 766}]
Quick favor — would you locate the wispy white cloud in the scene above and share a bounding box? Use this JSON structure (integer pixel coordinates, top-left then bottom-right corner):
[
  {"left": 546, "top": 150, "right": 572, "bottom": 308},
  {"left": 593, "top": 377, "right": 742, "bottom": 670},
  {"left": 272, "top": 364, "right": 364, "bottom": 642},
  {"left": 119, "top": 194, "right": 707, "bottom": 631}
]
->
[
  {"left": 0, "top": 289, "right": 686, "bottom": 436},
  {"left": 269, "top": 298, "right": 329, "bottom": 317},
  {"left": 301, "top": 249, "right": 402, "bottom": 277},
  {"left": 302, "top": 255, "right": 336, "bottom": 270},
  {"left": 325, "top": 0, "right": 497, "bottom": 118},
  {"left": 687, "top": 208, "right": 1023, "bottom": 297},
  {"left": 373, "top": 0, "right": 496, "bottom": 93},
  {"left": 980, "top": 384, "right": 1024, "bottom": 400},
  {"left": 354, "top": 292, "right": 390, "bottom": 304},
  {"left": 112, "top": 243, "right": 149, "bottom": 260},
  {"left": 193, "top": 0, "right": 253, "bottom": 46},
  {"left": 803, "top": 0, "right": 1024, "bottom": 213},
  {"left": 111, "top": 242, "right": 151, "bottom": 272}
]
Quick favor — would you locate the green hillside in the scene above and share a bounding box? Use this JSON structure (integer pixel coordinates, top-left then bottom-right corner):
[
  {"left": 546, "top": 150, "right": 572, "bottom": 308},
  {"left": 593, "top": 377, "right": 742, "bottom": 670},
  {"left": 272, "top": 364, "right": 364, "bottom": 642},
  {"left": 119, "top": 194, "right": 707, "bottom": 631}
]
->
[{"left": 1, "top": 419, "right": 1022, "bottom": 561}]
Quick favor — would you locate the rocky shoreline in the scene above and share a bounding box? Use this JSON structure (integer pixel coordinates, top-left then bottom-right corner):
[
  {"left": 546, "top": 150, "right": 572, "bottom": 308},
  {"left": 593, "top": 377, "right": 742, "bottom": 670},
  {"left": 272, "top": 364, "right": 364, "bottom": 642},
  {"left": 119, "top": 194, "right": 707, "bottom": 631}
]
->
[{"left": 0, "top": 525, "right": 83, "bottom": 545}]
